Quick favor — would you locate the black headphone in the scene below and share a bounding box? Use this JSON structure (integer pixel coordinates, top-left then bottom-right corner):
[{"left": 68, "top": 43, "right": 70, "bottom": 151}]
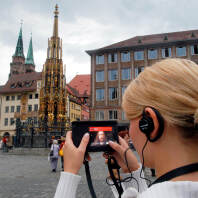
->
[{"left": 139, "top": 107, "right": 164, "bottom": 142}]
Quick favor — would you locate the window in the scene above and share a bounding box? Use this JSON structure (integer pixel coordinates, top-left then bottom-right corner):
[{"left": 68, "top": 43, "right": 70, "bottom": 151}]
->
[
  {"left": 162, "top": 48, "right": 172, "bottom": 58},
  {"left": 134, "top": 51, "right": 144, "bottom": 60},
  {"left": 4, "top": 118, "right": 8, "bottom": 126},
  {"left": 28, "top": 105, "right": 32, "bottom": 112},
  {"left": 108, "top": 69, "right": 118, "bottom": 81},
  {"left": 6, "top": 96, "right": 10, "bottom": 101},
  {"left": 5, "top": 106, "right": 9, "bottom": 113},
  {"left": 96, "top": 89, "right": 104, "bottom": 101},
  {"left": 96, "top": 55, "right": 104, "bottom": 64},
  {"left": 33, "top": 117, "right": 38, "bottom": 124},
  {"left": 96, "top": 71, "right": 104, "bottom": 82},
  {"left": 29, "top": 94, "right": 33, "bottom": 99},
  {"left": 122, "top": 112, "right": 126, "bottom": 120},
  {"left": 109, "top": 110, "right": 118, "bottom": 120},
  {"left": 11, "top": 96, "right": 15, "bottom": 101},
  {"left": 95, "top": 111, "right": 104, "bottom": 120},
  {"left": 10, "top": 118, "right": 14, "bottom": 125},
  {"left": 16, "top": 106, "right": 21, "bottom": 113},
  {"left": 11, "top": 106, "right": 15, "bottom": 113},
  {"left": 108, "top": 53, "right": 117, "bottom": 63},
  {"left": 135, "top": 66, "right": 144, "bottom": 78},
  {"left": 122, "top": 68, "right": 131, "bottom": 80},
  {"left": 191, "top": 45, "right": 198, "bottom": 55},
  {"left": 109, "top": 87, "right": 118, "bottom": 100},
  {"left": 27, "top": 117, "right": 32, "bottom": 124},
  {"left": 122, "top": 86, "right": 127, "bottom": 96},
  {"left": 176, "top": 46, "right": 186, "bottom": 57},
  {"left": 148, "top": 49, "right": 158, "bottom": 59},
  {"left": 121, "top": 51, "right": 130, "bottom": 62},
  {"left": 17, "top": 95, "right": 21, "bottom": 100},
  {"left": 35, "top": 93, "right": 39, "bottom": 99},
  {"left": 34, "top": 104, "right": 38, "bottom": 111}
]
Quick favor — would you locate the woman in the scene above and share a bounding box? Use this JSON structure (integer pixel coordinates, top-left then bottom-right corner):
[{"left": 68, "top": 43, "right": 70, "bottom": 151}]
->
[
  {"left": 54, "top": 58, "right": 198, "bottom": 197},
  {"left": 50, "top": 139, "right": 59, "bottom": 172}
]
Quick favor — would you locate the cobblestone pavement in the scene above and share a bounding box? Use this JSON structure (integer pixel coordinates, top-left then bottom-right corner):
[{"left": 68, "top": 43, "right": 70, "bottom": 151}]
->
[{"left": 0, "top": 151, "right": 155, "bottom": 198}]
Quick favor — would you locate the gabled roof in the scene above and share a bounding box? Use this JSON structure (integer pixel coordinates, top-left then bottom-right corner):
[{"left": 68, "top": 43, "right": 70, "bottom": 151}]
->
[
  {"left": 66, "top": 84, "right": 80, "bottom": 97},
  {"left": 86, "top": 29, "right": 198, "bottom": 54},
  {"left": 0, "top": 72, "right": 42, "bottom": 94},
  {"left": 68, "top": 74, "right": 90, "bottom": 97}
]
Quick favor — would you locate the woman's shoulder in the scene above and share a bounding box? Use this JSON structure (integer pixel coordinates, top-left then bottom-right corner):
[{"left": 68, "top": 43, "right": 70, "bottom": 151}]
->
[{"left": 138, "top": 181, "right": 198, "bottom": 198}]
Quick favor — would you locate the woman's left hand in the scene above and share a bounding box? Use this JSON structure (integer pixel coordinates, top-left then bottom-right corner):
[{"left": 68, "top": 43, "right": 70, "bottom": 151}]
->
[{"left": 63, "top": 131, "right": 90, "bottom": 174}]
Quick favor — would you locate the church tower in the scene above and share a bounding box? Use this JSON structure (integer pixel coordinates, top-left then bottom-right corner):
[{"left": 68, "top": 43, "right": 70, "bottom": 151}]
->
[
  {"left": 10, "top": 27, "right": 35, "bottom": 77},
  {"left": 39, "top": 4, "right": 67, "bottom": 127},
  {"left": 25, "top": 35, "right": 35, "bottom": 73},
  {"left": 10, "top": 26, "right": 25, "bottom": 77}
]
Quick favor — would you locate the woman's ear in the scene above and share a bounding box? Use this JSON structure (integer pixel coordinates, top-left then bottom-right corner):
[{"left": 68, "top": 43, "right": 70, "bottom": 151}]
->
[{"left": 144, "top": 107, "right": 160, "bottom": 140}]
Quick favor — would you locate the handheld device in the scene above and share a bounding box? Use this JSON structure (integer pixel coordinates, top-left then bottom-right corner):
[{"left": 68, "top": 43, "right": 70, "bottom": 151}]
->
[{"left": 72, "top": 120, "right": 119, "bottom": 152}]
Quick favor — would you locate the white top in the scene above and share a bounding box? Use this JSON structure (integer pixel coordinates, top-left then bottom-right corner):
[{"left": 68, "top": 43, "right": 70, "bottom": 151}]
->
[{"left": 54, "top": 165, "right": 198, "bottom": 198}]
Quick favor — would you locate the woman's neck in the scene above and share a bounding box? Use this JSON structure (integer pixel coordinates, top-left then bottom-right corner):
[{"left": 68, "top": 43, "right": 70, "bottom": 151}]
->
[{"left": 153, "top": 135, "right": 198, "bottom": 181}]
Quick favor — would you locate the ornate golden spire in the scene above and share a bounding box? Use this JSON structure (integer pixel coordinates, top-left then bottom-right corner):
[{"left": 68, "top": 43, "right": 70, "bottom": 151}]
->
[
  {"left": 39, "top": 4, "right": 67, "bottom": 129},
  {"left": 53, "top": 4, "right": 59, "bottom": 38}
]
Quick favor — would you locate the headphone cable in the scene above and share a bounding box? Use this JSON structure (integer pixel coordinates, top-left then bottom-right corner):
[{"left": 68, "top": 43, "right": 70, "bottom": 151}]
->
[{"left": 140, "top": 139, "right": 152, "bottom": 186}]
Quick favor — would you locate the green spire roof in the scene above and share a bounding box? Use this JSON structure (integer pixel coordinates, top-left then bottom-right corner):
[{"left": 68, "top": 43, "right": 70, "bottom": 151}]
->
[
  {"left": 14, "top": 27, "right": 24, "bottom": 57},
  {"left": 25, "top": 36, "right": 35, "bottom": 65}
]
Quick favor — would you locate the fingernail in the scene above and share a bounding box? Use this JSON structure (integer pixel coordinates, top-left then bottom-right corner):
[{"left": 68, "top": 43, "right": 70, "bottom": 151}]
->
[
  {"left": 84, "top": 133, "right": 89, "bottom": 138},
  {"left": 109, "top": 141, "right": 114, "bottom": 144}
]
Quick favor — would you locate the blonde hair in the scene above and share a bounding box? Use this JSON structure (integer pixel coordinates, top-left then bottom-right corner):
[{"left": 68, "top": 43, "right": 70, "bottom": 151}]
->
[{"left": 122, "top": 58, "right": 198, "bottom": 137}]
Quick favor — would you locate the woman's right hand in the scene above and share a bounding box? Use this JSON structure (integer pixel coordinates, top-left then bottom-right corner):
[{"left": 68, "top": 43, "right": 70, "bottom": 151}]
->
[
  {"left": 63, "top": 131, "right": 89, "bottom": 175},
  {"left": 109, "top": 136, "right": 140, "bottom": 173}
]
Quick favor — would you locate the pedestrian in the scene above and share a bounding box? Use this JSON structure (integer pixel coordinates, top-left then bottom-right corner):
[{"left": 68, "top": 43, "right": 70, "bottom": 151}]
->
[
  {"left": 2, "top": 136, "right": 8, "bottom": 152},
  {"left": 54, "top": 58, "right": 198, "bottom": 198},
  {"left": 0, "top": 138, "right": 2, "bottom": 150},
  {"left": 49, "top": 136, "right": 55, "bottom": 148},
  {"left": 59, "top": 136, "right": 65, "bottom": 171},
  {"left": 50, "top": 139, "right": 59, "bottom": 172}
]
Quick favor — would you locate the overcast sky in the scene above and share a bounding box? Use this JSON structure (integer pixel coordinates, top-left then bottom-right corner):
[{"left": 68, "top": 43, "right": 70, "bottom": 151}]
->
[{"left": 0, "top": 0, "right": 198, "bottom": 84}]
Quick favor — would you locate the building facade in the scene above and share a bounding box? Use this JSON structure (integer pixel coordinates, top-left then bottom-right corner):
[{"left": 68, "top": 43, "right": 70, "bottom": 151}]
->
[
  {"left": 66, "top": 84, "right": 82, "bottom": 124},
  {"left": 68, "top": 74, "right": 90, "bottom": 120},
  {"left": 0, "top": 26, "right": 41, "bottom": 139},
  {"left": 87, "top": 30, "right": 198, "bottom": 121}
]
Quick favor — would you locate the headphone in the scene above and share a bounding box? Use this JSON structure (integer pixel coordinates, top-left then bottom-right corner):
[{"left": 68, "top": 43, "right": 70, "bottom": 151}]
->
[{"left": 139, "top": 107, "right": 164, "bottom": 142}]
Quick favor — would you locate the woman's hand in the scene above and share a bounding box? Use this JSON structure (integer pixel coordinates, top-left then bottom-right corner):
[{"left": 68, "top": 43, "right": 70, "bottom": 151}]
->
[
  {"left": 109, "top": 136, "right": 140, "bottom": 173},
  {"left": 63, "top": 131, "right": 90, "bottom": 174}
]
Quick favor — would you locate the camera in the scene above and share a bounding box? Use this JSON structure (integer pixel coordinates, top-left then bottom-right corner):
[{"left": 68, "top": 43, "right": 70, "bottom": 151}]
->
[
  {"left": 72, "top": 121, "right": 119, "bottom": 152},
  {"left": 72, "top": 121, "right": 129, "bottom": 152}
]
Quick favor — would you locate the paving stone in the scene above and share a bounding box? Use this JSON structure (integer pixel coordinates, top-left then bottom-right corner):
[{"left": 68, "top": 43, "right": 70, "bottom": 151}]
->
[{"left": 0, "top": 150, "right": 155, "bottom": 198}]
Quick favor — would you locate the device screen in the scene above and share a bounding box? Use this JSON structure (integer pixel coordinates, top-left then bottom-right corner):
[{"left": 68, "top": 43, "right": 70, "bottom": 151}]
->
[{"left": 89, "top": 126, "right": 115, "bottom": 147}]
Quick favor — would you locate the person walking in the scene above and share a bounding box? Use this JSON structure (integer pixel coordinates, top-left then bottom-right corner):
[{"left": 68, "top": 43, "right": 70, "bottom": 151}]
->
[
  {"left": 2, "top": 136, "right": 8, "bottom": 152},
  {"left": 50, "top": 139, "right": 59, "bottom": 172},
  {"left": 59, "top": 137, "right": 65, "bottom": 171}
]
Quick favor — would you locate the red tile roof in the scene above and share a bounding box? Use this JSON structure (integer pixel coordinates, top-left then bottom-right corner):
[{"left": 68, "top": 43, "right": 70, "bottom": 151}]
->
[
  {"left": 0, "top": 72, "right": 42, "bottom": 94},
  {"left": 68, "top": 74, "right": 90, "bottom": 97},
  {"left": 86, "top": 29, "right": 198, "bottom": 54}
]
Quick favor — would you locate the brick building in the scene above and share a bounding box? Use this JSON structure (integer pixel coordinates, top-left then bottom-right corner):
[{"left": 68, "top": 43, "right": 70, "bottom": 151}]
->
[{"left": 86, "top": 29, "right": 198, "bottom": 121}]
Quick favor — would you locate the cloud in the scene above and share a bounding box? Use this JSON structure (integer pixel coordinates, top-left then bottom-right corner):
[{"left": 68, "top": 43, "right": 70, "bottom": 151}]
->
[{"left": 1, "top": 0, "right": 198, "bottom": 85}]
